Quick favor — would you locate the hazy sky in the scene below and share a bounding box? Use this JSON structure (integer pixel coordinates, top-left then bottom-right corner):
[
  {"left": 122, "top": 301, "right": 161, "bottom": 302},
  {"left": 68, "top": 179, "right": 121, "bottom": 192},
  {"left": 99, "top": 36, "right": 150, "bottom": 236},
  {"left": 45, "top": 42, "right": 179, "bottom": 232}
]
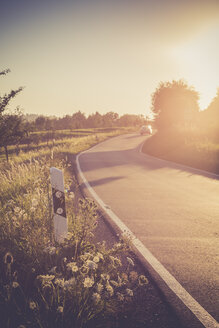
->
[{"left": 1, "top": 0, "right": 219, "bottom": 117}]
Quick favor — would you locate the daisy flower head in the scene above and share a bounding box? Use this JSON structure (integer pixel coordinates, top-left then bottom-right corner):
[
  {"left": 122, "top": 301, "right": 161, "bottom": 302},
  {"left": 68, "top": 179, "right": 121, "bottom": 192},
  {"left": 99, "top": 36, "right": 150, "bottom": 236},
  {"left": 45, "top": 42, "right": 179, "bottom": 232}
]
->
[{"left": 83, "top": 277, "right": 94, "bottom": 288}]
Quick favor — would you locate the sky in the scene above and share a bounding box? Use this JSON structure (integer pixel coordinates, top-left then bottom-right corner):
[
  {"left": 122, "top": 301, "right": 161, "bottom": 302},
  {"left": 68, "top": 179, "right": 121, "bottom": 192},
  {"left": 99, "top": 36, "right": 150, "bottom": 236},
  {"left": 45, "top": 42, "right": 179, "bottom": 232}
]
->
[{"left": 1, "top": 0, "right": 219, "bottom": 117}]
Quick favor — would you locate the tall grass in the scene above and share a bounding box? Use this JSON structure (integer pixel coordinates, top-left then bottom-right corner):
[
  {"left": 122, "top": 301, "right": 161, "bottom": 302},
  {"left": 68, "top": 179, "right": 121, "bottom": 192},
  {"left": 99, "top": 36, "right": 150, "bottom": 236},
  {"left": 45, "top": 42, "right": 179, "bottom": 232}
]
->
[
  {"left": 0, "top": 127, "right": 135, "bottom": 163},
  {"left": 143, "top": 126, "right": 219, "bottom": 174},
  {"left": 0, "top": 128, "right": 149, "bottom": 328}
]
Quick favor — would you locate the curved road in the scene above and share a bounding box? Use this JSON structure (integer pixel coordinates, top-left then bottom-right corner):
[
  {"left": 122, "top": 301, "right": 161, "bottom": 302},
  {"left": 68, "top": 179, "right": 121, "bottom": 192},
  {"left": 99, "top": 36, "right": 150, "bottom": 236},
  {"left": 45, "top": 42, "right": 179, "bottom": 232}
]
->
[{"left": 78, "top": 133, "right": 219, "bottom": 326}]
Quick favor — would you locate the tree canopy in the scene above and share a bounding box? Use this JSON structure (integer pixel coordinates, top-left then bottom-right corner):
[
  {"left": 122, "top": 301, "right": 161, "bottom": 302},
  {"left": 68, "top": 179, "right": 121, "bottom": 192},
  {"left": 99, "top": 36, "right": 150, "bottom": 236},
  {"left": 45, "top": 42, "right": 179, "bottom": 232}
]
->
[
  {"left": 0, "top": 69, "right": 25, "bottom": 161},
  {"left": 151, "top": 80, "right": 199, "bottom": 131},
  {"left": 202, "top": 88, "right": 219, "bottom": 123}
]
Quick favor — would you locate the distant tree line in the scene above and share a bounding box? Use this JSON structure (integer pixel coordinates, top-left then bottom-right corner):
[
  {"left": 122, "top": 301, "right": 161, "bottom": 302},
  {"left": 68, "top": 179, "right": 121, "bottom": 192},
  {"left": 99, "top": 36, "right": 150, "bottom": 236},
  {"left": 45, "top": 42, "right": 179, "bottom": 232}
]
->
[
  {"left": 24, "top": 111, "right": 148, "bottom": 132},
  {"left": 2, "top": 69, "right": 219, "bottom": 162},
  {"left": 0, "top": 68, "right": 149, "bottom": 161}
]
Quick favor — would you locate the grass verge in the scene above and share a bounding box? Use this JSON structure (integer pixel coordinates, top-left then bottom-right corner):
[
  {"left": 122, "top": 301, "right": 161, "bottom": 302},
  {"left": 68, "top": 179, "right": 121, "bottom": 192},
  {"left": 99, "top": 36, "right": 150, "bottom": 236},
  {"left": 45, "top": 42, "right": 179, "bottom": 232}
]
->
[
  {"left": 0, "top": 127, "right": 158, "bottom": 328},
  {"left": 142, "top": 130, "right": 219, "bottom": 175}
]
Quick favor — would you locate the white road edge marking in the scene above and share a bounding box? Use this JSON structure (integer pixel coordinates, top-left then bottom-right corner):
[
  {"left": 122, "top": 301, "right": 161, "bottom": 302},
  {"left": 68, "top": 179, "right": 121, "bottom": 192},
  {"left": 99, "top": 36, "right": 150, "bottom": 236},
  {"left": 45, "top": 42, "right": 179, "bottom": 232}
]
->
[{"left": 76, "top": 141, "right": 219, "bottom": 328}]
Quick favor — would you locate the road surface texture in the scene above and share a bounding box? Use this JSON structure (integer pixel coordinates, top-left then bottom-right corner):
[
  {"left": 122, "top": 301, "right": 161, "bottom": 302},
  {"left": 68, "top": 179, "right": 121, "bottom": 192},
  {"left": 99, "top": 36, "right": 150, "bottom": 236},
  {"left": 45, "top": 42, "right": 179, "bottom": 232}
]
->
[{"left": 77, "top": 133, "right": 219, "bottom": 328}]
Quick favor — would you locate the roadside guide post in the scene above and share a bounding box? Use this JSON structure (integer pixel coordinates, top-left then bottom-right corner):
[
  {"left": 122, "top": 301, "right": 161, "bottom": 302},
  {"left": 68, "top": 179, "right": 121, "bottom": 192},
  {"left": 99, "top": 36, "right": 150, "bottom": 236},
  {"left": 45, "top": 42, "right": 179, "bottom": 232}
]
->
[{"left": 50, "top": 167, "right": 68, "bottom": 242}]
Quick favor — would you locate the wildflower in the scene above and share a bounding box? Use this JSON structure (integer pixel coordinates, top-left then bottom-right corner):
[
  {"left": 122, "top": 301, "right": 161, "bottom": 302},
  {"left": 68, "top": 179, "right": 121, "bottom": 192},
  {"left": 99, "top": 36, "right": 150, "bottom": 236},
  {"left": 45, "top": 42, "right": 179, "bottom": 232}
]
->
[
  {"left": 37, "top": 275, "right": 55, "bottom": 282},
  {"left": 117, "top": 275, "right": 122, "bottom": 287},
  {"left": 126, "top": 288, "right": 133, "bottom": 297},
  {"left": 87, "top": 260, "right": 97, "bottom": 270},
  {"left": 93, "top": 256, "right": 100, "bottom": 263},
  {"left": 12, "top": 282, "right": 19, "bottom": 288},
  {"left": 117, "top": 292, "right": 124, "bottom": 301},
  {"left": 109, "top": 256, "right": 122, "bottom": 267},
  {"left": 14, "top": 207, "right": 21, "bottom": 213},
  {"left": 101, "top": 274, "right": 110, "bottom": 281},
  {"left": 127, "top": 257, "right": 134, "bottom": 266},
  {"left": 31, "top": 199, "right": 38, "bottom": 207},
  {"left": 106, "top": 283, "right": 114, "bottom": 296},
  {"left": 67, "top": 262, "right": 78, "bottom": 273},
  {"left": 54, "top": 278, "right": 64, "bottom": 288},
  {"left": 138, "top": 275, "right": 148, "bottom": 286},
  {"left": 129, "top": 271, "right": 138, "bottom": 282},
  {"left": 4, "top": 252, "right": 14, "bottom": 264},
  {"left": 114, "top": 257, "right": 122, "bottom": 266},
  {"left": 109, "top": 256, "right": 116, "bottom": 265},
  {"left": 30, "top": 207, "right": 35, "bottom": 212},
  {"left": 110, "top": 280, "right": 119, "bottom": 287},
  {"left": 81, "top": 266, "right": 89, "bottom": 274},
  {"left": 57, "top": 306, "right": 64, "bottom": 313},
  {"left": 19, "top": 209, "right": 26, "bottom": 216},
  {"left": 29, "top": 301, "right": 37, "bottom": 310},
  {"left": 114, "top": 243, "right": 122, "bottom": 249},
  {"left": 64, "top": 277, "right": 76, "bottom": 289},
  {"left": 66, "top": 232, "right": 73, "bottom": 240},
  {"left": 121, "top": 273, "right": 128, "bottom": 282},
  {"left": 96, "top": 252, "right": 104, "bottom": 261},
  {"left": 96, "top": 283, "right": 104, "bottom": 294},
  {"left": 44, "top": 246, "right": 56, "bottom": 255},
  {"left": 92, "top": 292, "right": 101, "bottom": 304},
  {"left": 83, "top": 277, "right": 94, "bottom": 288}
]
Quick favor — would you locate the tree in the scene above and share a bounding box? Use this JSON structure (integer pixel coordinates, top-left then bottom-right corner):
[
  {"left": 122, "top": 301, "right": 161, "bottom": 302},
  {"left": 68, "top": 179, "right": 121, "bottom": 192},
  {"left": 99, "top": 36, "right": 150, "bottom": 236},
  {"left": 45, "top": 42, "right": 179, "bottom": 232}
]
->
[
  {"left": 117, "top": 114, "right": 146, "bottom": 127},
  {"left": 151, "top": 80, "right": 199, "bottom": 131},
  {"left": 0, "top": 69, "right": 25, "bottom": 161},
  {"left": 87, "top": 112, "right": 103, "bottom": 128},
  {"left": 35, "top": 116, "right": 46, "bottom": 130},
  {"left": 198, "top": 88, "right": 219, "bottom": 140},
  {"left": 102, "top": 112, "right": 119, "bottom": 127},
  {"left": 0, "top": 110, "right": 27, "bottom": 161},
  {"left": 72, "top": 111, "right": 86, "bottom": 129},
  {"left": 202, "top": 88, "right": 219, "bottom": 124}
]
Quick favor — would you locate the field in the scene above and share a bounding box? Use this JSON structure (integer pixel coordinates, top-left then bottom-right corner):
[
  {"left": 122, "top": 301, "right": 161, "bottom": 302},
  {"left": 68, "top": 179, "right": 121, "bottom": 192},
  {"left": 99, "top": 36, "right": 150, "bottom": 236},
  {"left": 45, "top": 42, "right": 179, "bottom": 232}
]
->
[{"left": 0, "top": 127, "right": 129, "bottom": 162}]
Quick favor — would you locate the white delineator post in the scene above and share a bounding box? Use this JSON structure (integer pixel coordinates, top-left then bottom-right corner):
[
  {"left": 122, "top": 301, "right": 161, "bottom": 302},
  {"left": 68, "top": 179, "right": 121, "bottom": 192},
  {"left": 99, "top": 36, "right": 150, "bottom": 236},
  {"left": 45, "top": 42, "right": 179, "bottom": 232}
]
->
[{"left": 50, "top": 167, "right": 68, "bottom": 242}]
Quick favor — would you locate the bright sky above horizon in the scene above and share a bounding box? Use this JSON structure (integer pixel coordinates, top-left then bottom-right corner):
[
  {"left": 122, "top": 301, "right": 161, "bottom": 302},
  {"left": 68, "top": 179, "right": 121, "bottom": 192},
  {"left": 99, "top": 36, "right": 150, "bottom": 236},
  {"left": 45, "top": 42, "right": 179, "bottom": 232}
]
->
[{"left": 1, "top": 0, "right": 219, "bottom": 118}]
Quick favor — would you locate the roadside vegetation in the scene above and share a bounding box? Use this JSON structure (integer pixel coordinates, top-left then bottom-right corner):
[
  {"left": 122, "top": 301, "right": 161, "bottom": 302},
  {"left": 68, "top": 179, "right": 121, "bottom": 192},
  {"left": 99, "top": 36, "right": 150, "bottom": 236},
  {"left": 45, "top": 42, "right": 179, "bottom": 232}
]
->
[
  {"left": 0, "top": 69, "right": 150, "bottom": 327},
  {"left": 0, "top": 127, "right": 134, "bottom": 163},
  {"left": 143, "top": 80, "right": 219, "bottom": 174},
  {"left": 0, "top": 147, "right": 149, "bottom": 328}
]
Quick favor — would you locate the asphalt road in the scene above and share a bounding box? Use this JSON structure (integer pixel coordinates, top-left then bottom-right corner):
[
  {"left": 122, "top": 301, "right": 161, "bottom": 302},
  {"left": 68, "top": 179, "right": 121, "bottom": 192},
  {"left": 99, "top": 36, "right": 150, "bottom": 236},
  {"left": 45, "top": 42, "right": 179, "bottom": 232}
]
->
[{"left": 78, "top": 133, "right": 219, "bottom": 326}]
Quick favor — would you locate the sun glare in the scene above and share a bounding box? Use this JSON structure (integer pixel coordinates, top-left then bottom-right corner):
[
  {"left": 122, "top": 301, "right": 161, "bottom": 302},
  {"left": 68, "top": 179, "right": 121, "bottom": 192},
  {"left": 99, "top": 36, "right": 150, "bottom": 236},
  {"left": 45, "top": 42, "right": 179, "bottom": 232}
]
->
[{"left": 171, "top": 23, "right": 219, "bottom": 110}]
